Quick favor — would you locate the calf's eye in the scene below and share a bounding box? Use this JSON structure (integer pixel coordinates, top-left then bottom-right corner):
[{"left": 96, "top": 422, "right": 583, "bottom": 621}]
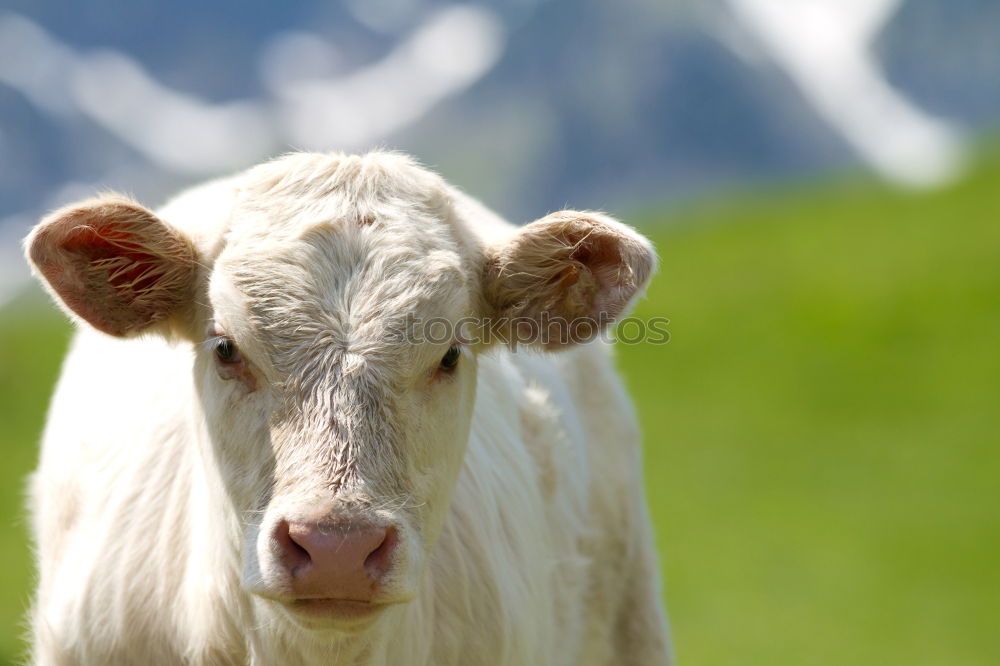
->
[
  {"left": 215, "top": 337, "right": 241, "bottom": 364},
  {"left": 439, "top": 345, "right": 461, "bottom": 371}
]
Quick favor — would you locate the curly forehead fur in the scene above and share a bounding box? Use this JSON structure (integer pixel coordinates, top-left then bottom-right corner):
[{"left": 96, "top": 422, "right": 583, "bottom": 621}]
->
[{"left": 218, "top": 152, "right": 477, "bottom": 371}]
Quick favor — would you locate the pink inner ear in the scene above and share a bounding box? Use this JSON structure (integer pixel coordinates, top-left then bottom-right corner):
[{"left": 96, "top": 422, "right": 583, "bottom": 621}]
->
[
  {"left": 60, "top": 223, "right": 166, "bottom": 295},
  {"left": 30, "top": 200, "right": 196, "bottom": 337},
  {"left": 566, "top": 231, "right": 636, "bottom": 319}
]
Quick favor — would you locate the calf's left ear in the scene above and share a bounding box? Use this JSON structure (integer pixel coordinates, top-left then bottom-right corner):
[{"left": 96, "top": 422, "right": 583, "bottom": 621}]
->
[
  {"left": 483, "top": 210, "right": 656, "bottom": 349},
  {"left": 25, "top": 194, "right": 198, "bottom": 337}
]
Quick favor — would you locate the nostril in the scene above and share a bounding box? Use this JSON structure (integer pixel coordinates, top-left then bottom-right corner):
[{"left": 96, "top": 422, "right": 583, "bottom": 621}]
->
[
  {"left": 364, "top": 526, "right": 398, "bottom": 579},
  {"left": 276, "top": 518, "right": 399, "bottom": 595},
  {"left": 276, "top": 520, "right": 312, "bottom": 576}
]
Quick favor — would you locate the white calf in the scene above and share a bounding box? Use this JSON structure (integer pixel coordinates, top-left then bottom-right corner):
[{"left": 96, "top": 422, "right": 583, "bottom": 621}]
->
[{"left": 25, "top": 151, "right": 671, "bottom": 665}]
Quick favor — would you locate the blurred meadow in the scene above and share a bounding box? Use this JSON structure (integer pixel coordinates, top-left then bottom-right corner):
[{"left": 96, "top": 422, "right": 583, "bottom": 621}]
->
[
  {"left": 2, "top": 0, "right": 1000, "bottom": 664},
  {"left": 1, "top": 147, "right": 997, "bottom": 664}
]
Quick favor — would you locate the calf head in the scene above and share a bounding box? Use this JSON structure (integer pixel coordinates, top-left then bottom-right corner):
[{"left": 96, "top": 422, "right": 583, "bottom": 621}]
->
[{"left": 25, "top": 152, "right": 655, "bottom": 630}]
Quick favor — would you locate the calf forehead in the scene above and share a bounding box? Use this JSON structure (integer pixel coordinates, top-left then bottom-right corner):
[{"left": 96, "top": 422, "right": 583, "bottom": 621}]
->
[
  {"left": 216, "top": 152, "right": 472, "bottom": 375},
  {"left": 230, "top": 236, "right": 467, "bottom": 379}
]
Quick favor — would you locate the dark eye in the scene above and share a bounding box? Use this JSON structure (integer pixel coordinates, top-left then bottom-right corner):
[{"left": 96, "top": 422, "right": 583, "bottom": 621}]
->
[
  {"left": 215, "top": 337, "right": 241, "bottom": 364},
  {"left": 439, "top": 345, "right": 461, "bottom": 371}
]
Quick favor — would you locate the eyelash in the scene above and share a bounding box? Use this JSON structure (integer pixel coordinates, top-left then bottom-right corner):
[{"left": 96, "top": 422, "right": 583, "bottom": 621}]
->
[
  {"left": 439, "top": 345, "right": 461, "bottom": 371},
  {"left": 213, "top": 337, "right": 241, "bottom": 364},
  {"left": 204, "top": 324, "right": 242, "bottom": 366}
]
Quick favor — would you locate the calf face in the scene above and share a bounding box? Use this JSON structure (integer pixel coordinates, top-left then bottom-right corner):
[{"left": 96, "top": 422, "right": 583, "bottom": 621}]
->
[{"left": 25, "top": 152, "right": 655, "bottom": 630}]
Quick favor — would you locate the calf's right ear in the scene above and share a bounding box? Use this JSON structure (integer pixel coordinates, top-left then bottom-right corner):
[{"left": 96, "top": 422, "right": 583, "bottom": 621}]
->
[{"left": 25, "top": 195, "right": 198, "bottom": 337}]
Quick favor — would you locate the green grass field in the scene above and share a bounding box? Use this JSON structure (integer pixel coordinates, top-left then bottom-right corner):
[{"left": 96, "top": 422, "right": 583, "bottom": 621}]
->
[{"left": 1, "top": 152, "right": 997, "bottom": 664}]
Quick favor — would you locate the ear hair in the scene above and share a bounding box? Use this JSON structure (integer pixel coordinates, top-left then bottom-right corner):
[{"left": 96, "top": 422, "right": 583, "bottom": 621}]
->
[
  {"left": 483, "top": 210, "right": 656, "bottom": 350},
  {"left": 25, "top": 194, "right": 198, "bottom": 337}
]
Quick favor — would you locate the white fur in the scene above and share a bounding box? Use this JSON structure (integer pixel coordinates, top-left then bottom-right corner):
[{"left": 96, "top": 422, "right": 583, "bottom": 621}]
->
[{"left": 27, "top": 152, "right": 672, "bottom": 665}]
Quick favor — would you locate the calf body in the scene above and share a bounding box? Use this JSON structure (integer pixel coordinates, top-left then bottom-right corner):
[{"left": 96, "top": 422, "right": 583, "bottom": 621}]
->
[{"left": 26, "top": 152, "right": 671, "bottom": 665}]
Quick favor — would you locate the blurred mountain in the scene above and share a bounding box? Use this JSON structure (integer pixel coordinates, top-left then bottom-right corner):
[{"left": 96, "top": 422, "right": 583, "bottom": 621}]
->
[
  {"left": 0, "top": 0, "right": 998, "bottom": 233},
  {"left": 880, "top": 0, "right": 1000, "bottom": 126},
  {"left": 398, "top": 0, "right": 851, "bottom": 218}
]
